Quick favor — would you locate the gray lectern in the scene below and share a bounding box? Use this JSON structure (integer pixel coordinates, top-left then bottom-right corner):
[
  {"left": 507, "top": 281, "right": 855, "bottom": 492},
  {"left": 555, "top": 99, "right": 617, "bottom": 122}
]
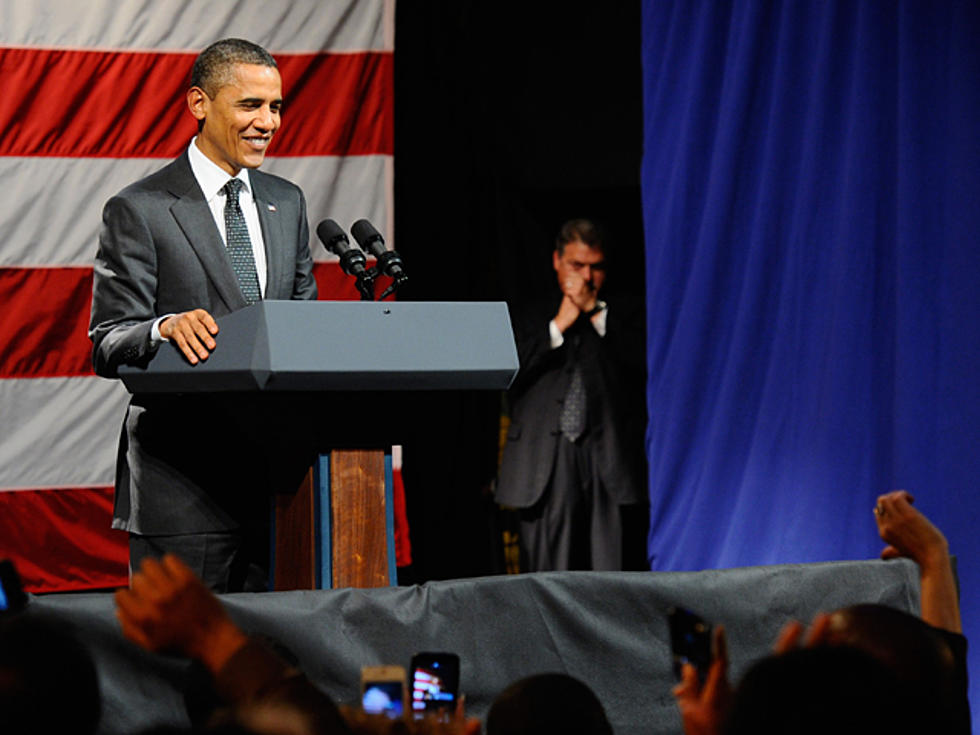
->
[{"left": 118, "top": 300, "right": 518, "bottom": 589}]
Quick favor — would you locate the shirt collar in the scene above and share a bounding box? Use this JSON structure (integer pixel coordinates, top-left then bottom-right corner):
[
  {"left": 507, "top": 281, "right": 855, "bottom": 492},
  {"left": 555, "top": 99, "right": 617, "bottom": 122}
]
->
[{"left": 187, "top": 137, "right": 251, "bottom": 202}]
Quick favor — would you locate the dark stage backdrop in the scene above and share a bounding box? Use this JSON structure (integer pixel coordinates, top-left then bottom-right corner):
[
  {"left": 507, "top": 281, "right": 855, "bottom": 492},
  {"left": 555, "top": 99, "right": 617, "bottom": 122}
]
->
[
  {"left": 393, "top": 3, "right": 644, "bottom": 580},
  {"left": 641, "top": 0, "right": 980, "bottom": 716}
]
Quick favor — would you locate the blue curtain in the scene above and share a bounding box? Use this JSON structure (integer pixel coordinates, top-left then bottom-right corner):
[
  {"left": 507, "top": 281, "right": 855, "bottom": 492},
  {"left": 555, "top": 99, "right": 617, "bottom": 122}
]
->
[{"left": 642, "top": 0, "right": 980, "bottom": 714}]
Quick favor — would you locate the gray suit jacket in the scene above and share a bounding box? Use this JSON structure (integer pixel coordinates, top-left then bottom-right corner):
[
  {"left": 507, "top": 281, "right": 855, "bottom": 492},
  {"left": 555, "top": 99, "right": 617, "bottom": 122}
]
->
[{"left": 89, "top": 152, "right": 318, "bottom": 534}]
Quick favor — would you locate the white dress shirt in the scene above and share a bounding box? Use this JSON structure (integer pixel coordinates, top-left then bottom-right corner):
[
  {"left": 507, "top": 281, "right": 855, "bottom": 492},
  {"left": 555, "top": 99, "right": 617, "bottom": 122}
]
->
[
  {"left": 187, "top": 137, "right": 268, "bottom": 293},
  {"left": 152, "top": 140, "right": 270, "bottom": 343}
]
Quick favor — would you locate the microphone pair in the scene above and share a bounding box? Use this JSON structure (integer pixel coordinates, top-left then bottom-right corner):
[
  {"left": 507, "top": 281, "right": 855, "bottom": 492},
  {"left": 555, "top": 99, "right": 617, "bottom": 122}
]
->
[{"left": 316, "top": 219, "right": 407, "bottom": 300}]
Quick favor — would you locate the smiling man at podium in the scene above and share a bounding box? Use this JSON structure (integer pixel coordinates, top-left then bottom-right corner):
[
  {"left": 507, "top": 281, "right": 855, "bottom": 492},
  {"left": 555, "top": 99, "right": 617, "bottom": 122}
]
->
[{"left": 89, "top": 39, "right": 317, "bottom": 592}]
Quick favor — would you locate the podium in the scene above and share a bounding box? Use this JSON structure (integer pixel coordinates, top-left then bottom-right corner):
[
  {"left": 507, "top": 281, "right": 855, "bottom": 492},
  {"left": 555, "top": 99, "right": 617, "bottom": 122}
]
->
[{"left": 118, "top": 300, "right": 518, "bottom": 589}]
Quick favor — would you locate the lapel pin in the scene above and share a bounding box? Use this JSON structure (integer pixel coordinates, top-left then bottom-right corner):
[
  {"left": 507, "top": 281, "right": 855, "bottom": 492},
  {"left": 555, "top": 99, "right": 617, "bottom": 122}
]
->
[{"left": 267, "top": 204, "right": 277, "bottom": 212}]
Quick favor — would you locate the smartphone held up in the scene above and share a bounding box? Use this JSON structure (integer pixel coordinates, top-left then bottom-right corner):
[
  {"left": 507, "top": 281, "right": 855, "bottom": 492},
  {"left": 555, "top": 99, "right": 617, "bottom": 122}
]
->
[
  {"left": 361, "top": 665, "right": 408, "bottom": 718},
  {"left": 0, "top": 559, "right": 27, "bottom": 615},
  {"left": 411, "top": 652, "right": 460, "bottom": 715},
  {"left": 361, "top": 651, "right": 461, "bottom": 720},
  {"left": 668, "top": 606, "right": 713, "bottom": 682}
]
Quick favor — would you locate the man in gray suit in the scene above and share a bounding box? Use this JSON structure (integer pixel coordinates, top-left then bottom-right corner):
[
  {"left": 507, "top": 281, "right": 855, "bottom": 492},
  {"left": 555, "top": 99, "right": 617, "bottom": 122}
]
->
[
  {"left": 495, "top": 219, "right": 647, "bottom": 571},
  {"left": 89, "top": 39, "right": 318, "bottom": 591}
]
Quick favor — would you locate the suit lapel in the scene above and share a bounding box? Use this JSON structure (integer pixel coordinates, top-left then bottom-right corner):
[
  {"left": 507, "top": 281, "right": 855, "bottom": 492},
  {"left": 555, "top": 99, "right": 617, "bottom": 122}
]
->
[
  {"left": 165, "top": 154, "right": 246, "bottom": 312},
  {"left": 251, "top": 173, "right": 286, "bottom": 299}
]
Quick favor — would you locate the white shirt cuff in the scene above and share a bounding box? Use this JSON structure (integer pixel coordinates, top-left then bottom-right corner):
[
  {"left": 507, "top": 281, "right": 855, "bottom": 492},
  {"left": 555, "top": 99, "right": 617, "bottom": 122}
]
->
[
  {"left": 591, "top": 307, "right": 608, "bottom": 337},
  {"left": 548, "top": 320, "right": 564, "bottom": 349},
  {"left": 150, "top": 315, "right": 173, "bottom": 345},
  {"left": 549, "top": 308, "right": 607, "bottom": 347}
]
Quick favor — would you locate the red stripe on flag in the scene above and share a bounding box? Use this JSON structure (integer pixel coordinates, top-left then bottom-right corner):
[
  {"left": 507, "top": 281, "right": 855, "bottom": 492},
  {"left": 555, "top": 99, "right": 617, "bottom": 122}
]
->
[
  {"left": 0, "top": 264, "right": 383, "bottom": 378},
  {"left": 278, "top": 53, "right": 393, "bottom": 158},
  {"left": 0, "top": 47, "right": 392, "bottom": 158},
  {"left": 0, "top": 486, "right": 128, "bottom": 593},
  {"left": 0, "top": 267, "right": 95, "bottom": 379},
  {"left": 312, "top": 260, "right": 395, "bottom": 302}
]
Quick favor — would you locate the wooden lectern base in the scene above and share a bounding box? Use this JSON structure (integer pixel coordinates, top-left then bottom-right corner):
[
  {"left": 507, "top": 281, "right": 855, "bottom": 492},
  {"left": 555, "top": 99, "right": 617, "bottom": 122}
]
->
[
  {"left": 273, "top": 468, "right": 317, "bottom": 590},
  {"left": 273, "top": 449, "right": 391, "bottom": 590}
]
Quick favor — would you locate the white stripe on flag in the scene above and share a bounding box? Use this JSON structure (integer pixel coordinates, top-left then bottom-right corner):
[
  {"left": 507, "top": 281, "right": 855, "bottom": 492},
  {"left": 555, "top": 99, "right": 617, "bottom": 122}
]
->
[
  {"left": 0, "top": 0, "right": 393, "bottom": 53},
  {"left": 0, "top": 155, "right": 392, "bottom": 266},
  {"left": 0, "top": 376, "right": 130, "bottom": 490},
  {"left": 265, "top": 154, "right": 395, "bottom": 252}
]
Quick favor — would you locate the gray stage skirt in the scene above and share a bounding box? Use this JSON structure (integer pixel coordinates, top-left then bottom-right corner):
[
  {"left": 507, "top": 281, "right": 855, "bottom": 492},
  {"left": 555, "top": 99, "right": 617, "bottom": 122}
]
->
[{"left": 31, "top": 558, "right": 920, "bottom": 735}]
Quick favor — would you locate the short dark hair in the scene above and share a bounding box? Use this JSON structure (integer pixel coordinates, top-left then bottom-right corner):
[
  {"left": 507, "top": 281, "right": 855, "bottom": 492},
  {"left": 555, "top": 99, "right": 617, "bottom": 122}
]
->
[
  {"left": 487, "top": 673, "right": 613, "bottom": 735},
  {"left": 0, "top": 613, "right": 101, "bottom": 735},
  {"left": 555, "top": 218, "right": 606, "bottom": 256},
  {"left": 190, "top": 38, "right": 278, "bottom": 98},
  {"left": 725, "top": 646, "right": 922, "bottom": 735},
  {"left": 826, "top": 604, "right": 960, "bottom": 730}
]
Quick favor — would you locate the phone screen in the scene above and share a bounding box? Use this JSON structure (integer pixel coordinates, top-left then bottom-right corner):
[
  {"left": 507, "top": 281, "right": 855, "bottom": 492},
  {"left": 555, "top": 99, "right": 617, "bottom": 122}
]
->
[
  {"left": 362, "top": 680, "right": 405, "bottom": 717},
  {"left": 411, "top": 652, "right": 460, "bottom": 713},
  {"left": 668, "top": 606, "right": 712, "bottom": 681},
  {"left": 0, "top": 560, "right": 27, "bottom": 614}
]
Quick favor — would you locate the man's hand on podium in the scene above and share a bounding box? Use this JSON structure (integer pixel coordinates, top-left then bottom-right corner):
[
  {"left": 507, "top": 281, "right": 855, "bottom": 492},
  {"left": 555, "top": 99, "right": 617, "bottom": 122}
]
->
[{"left": 160, "top": 308, "right": 219, "bottom": 365}]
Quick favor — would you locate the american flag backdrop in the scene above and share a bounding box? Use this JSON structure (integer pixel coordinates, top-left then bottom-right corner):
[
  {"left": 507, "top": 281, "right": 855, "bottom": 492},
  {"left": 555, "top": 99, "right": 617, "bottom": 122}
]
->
[{"left": 0, "top": 0, "right": 395, "bottom": 592}]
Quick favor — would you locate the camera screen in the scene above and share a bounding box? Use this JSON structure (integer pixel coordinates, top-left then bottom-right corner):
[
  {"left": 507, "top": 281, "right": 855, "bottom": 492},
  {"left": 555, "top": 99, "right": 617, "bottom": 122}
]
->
[
  {"left": 668, "top": 607, "right": 712, "bottom": 680},
  {"left": 412, "top": 665, "right": 456, "bottom": 712},
  {"left": 0, "top": 560, "right": 26, "bottom": 615},
  {"left": 362, "top": 681, "right": 404, "bottom": 717}
]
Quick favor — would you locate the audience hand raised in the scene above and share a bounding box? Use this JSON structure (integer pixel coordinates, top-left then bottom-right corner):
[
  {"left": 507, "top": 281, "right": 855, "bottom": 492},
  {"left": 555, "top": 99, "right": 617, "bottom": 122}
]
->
[
  {"left": 114, "top": 553, "right": 247, "bottom": 673},
  {"left": 672, "top": 625, "right": 731, "bottom": 735}
]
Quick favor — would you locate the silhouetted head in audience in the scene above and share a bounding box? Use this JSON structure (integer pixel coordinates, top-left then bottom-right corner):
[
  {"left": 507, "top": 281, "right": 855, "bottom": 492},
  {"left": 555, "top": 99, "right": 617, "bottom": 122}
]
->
[
  {"left": 339, "top": 707, "right": 479, "bottom": 735},
  {"left": 207, "top": 669, "right": 351, "bottom": 735},
  {"left": 824, "top": 603, "right": 959, "bottom": 731},
  {"left": 208, "top": 700, "right": 335, "bottom": 735},
  {"left": 486, "top": 673, "right": 612, "bottom": 735},
  {"left": 723, "top": 645, "right": 924, "bottom": 735},
  {"left": 185, "top": 634, "right": 307, "bottom": 730},
  {"left": 0, "top": 612, "right": 101, "bottom": 735}
]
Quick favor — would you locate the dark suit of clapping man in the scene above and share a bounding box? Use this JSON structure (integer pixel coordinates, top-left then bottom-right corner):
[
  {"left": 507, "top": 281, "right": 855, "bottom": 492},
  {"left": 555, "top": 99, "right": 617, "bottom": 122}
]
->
[
  {"left": 89, "top": 39, "right": 318, "bottom": 592},
  {"left": 496, "top": 219, "right": 647, "bottom": 571}
]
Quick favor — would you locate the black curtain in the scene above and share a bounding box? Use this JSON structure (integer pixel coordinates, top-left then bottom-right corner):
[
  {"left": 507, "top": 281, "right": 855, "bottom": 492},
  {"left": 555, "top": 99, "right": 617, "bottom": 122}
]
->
[{"left": 393, "top": 2, "right": 644, "bottom": 581}]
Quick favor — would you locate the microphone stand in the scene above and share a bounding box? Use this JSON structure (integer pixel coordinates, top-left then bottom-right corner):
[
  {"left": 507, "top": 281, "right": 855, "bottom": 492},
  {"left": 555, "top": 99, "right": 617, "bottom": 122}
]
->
[
  {"left": 335, "top": 249, "right": 375, "bottom": 301},
  {"left": 371, "top": 251, "right": 408, "bottom": 300},
  {"left": 355, "top": 272, "right": 376, "bottom": 301}
]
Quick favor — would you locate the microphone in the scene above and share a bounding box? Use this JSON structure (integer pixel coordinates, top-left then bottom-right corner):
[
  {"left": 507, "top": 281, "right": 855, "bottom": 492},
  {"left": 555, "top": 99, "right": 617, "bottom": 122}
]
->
[
  {"left": 316, "top": 219, "right": 374, "bottom": 300},
  {"left": 316, "top": 219, "right": 366, "bottom": 276},
  {"left": 350, "top": 219, "right": 408, "bottom": 284}
]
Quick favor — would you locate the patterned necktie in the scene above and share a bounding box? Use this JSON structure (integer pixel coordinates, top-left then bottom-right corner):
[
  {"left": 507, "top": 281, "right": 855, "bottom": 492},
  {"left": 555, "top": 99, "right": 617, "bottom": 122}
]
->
[
  {"left": 222, "top": 178, "right": 262, "bottom": 304},
  {"left": 560, "top": 365, "right": 587, "bottom": 441}
]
